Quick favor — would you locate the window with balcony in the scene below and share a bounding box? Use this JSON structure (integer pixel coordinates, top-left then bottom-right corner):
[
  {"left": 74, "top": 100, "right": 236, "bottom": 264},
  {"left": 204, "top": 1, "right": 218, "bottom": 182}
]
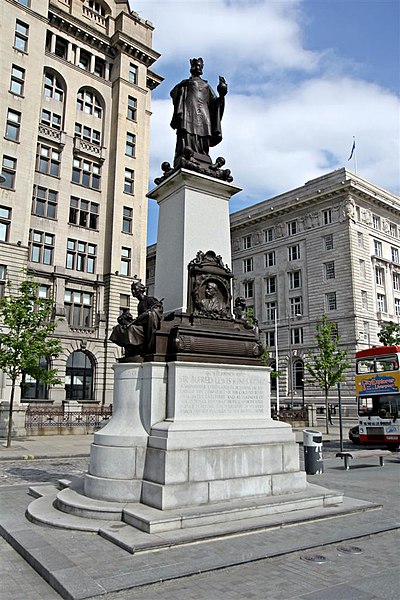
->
[
  {"left": 72, "top": 158, "right": 101, "bottom": 189},
  {"left": 265, "top": 251, "right": 275, "bottom": 267},
  {"left": 265, "top": 276, "right": 276, "bottom": 294},
  {"left": 5, "top": 109, "right": 21, "bottom": 142},
  {"left": 66, "top": 239, "right": 96, "bottom": 273},
  {"left": 29, "top": 230, "right": 54, "bottom": 265},
  {"left": 0, "top": 207, "right": 11, "bottom": 242},
  {"left": 122, "top": 206, "right": 133, "bottom": 233},
  {"left": 74, "top": 123, "right": 100, "bottom": 145},
  {"left": 325, "top": 291, "right": 337, "bottom": 311},
  {"left": 41, "top": 109, "right": 62, "bottom": 130},
  {"left": 1, "top": 156, "right": 17, "bottom": 189},
  {"left": 36, "top": 144, "right": 60, "bottom": 177},
  {"left": 14, "top": 20, "right": 29, "bottom": 52},
  {"left": 32, "top": 186, "right": 58, "bottom": 219},
  {"left": 124, "top": 168, "right": 134, "bottom": 194},
  {"left": 324, "top": 261, "right": 335, "bottom": 280},
  {"left": 69, "top": 197, "right": 99, "bottom": 230},
  {"left": 127, "top": 96, "right": 137, "bottom": 121},
  {"left": 288, "top": 270, "right": 301, "bottom": 289},
  {"left": 120, "top": 247, "right": 131, "bottom": 276},
  {"left": 10, "top": 65, "right": 25, "bottom": 95},
  {"left": 243, "top": 257, "right": 253, "bottom": 273},
  {"left": 64, "top": 290, "right": 93, "bottom": 328},
  {"left": 125, "top": 132, "right": 136, "bottom": 157},
  {"left": 288, "top": 244, "right": 300, "bottom": 261}
]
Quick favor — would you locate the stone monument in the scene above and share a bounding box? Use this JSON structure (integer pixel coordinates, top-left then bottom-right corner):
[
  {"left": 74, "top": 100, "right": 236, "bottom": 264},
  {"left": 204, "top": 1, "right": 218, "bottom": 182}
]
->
[{"left": 27, "top": 58, "right": 345, "bottom": 543}]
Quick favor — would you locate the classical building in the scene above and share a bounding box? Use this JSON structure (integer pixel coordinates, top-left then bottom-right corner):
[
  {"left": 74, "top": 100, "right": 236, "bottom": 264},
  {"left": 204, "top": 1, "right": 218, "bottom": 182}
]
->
[
  {"left": 230, "top": 168, "right": 400, "bottom": 408},
  {"left": 0, "top": 0, "right": 161, "bottom": 411},
  {"left": 147, "top": 168, "right": 400, "bottom": 408}
]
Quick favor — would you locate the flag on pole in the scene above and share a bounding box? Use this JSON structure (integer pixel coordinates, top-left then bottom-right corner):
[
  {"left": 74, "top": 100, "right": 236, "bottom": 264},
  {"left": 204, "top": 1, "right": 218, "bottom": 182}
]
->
[{"left": 348, "top": 138, "right": 356, "bottom": 161}]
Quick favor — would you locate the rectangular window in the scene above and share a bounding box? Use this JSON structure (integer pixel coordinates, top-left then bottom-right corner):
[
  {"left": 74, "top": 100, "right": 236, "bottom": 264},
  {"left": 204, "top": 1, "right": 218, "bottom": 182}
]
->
[
  {"left": 1, "top": 156, "right": 17, "bottom": 189},
  {"left": 323, "top": 209, "right": 332, "bottom": 225},
  {"left": 127, "top": 96, "right": 137, "bottom": 121},
  {"left": 14, "top": 20, "right": 29, "bottom": 52},
  {"left": 395, "top": 298, "right": 400, "bottom": 317},
  {"left": 125, "top": 132, "right": 136, "bottom": 157},
  {"left": 36, "top": 144, "right": 60, "bottom": 177},
  {"left": 393, "top": 272, "right": 400, "bottom": 291},
  {"left": 265, "top": 301, "right": 276, "bottom": 322},
  {"left": 288, "top": 244, "right": 300, "bottom": 261},
  {"left": 377, "top": 293, "right": 386, "bottom": 313},
  {"left": 54, "top": 36, "right": 68, "bottom": 59},
  {"left": 265, "top": 330, "right": 275, "bottom": 348},
  {"left": 64, "top": 289, "right": 93, "bottom": 328},
  {"left": 361, "top": 290, "right": 368, "bottom": 310},
  {"left": 129, "top": 63, "right": 138, "bottom": 84},
  {"left": 265, "top": 276, "right": 276, "bottom": 294},
  {"left": 5, "top": 109, "right": 21, "bottom": 141},
  {"left": 69, "top": 197, "right": 99, "bottom": 230},
  {"left": 242, "top": 235, "right": 252, "bottom": 249},
  {"left": 120, "top": 247, "right": 131, "bottom": 276},
  {"left": 243, "top": 280, "right": 253, "bottom": 298},
  {"left": 120, "top": 293, "right": 130, "bottom": 314},
  {"left": 74, "top": 123, "right": 100, "bottom": 145},
  {"left": 0, "top": 265, "right": 6, "bottom": 298},
  {"left": 0, "top": 207, "right": 12, "bottom": 242},
  {"left": 391, "top": 247, "right": 399, "bottom": 264},
  {"left": 326, "top": 291, "right": 337, "bottom": 311},
  {"left": 375, "top": 266, "right": 385, "bottom": 286},
  {"left": 41, "top": 109, "right": 62, "bottom": 131},
  {"left": 72, "top": 158, "right": 101, "bottom": 189},
  {"left": 359, "top": 259, "right": 366, "bottom": 278},
  {"left": 264, "top": 228, "right": 274, "bottom": 243},
  {"left": 290, "top": 296, "right": 303, "bottom": 317},
  {"left": 287, "top": 220, "right": 298, "bottom": 236},
  {"left": 29, "top": 230, "right": 54, "bottom": 265},
  {"left": 288, "top": 270, "right": 301, "bottom": 289},
  {"left": 372, "top": 214, "right": 381, "bottom": 230},
  {"left": 373, "top": 239, "right": 382, "bottom": 257},
  {"left": 324, "top": 234, "right": 333, "bottom": 250},
  {"left": 94, "top": 57, "right": 105, "bottom": 78},
  {"left": 265, "top": 251, "right": 275, "bottom": 267},
  {"left": 124, "top": 168, "right": 134, "bottom": 194},
  {"left": 10, "top": 65, "right": 25, "bottom": 95},
  {"left": 324, "top": 261, "right": 335, "bottom": 280},
  {"left": 32, "top": 186, "right": 58, "bottom": 219},
  {"left": 291, "top": 327, "right": 303, "bottom": 345},
  {"left": 357, "top": 232, "right": 364, "bottom": 248},
  {"left": 243, "top": 257, "right": 253, "bottom": 273},
  {"left": 390, "top": 223, "right": 398, "bottom": 238},
  {"left": 122, "top": 206, "right": 133, "bottom": 233},
  {"left": 78, "top": 49, "right": 91, "bottom": 71},
  {"left": 66, "top": 239, "right": 97, "bottom": 273}
]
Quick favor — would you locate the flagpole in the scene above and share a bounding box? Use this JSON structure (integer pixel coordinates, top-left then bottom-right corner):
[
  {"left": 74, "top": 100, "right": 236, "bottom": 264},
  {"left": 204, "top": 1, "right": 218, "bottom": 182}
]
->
[{"left": 353, "top": 137, "right": 357, "bottom": 174}]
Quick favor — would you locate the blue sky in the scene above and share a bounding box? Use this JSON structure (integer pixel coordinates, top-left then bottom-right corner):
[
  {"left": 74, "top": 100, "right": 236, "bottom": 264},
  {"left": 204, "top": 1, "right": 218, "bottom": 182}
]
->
[{"left": 130, "top": 1, "right": 400, "bottom": 245}]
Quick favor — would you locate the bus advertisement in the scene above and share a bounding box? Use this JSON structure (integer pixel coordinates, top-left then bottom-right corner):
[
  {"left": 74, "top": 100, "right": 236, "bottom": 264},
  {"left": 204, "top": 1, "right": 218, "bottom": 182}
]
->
[{"left": 355, "top": 345, "right": 400, "bottom": 448}]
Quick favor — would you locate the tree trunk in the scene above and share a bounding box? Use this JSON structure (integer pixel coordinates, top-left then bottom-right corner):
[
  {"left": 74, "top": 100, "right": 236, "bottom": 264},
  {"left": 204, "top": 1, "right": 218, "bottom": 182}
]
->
[
  {"left": 324, "top": 390, "right": 330, "bottom": 435},
  {"left": 6, "top": 379, "right": 16, "bottom": 448}
]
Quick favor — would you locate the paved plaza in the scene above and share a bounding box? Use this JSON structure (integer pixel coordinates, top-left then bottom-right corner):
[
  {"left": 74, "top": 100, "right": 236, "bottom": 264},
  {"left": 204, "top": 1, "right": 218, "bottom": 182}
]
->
[{"left": 0, "top": 432, "right": 399, "bottom": 600}]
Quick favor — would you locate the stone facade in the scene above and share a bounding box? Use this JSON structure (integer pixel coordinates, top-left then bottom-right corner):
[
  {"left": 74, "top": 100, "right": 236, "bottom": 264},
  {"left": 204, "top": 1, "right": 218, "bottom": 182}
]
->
[
  {"left": 0, "top": 0, "right": 161, "bottom": 410},
  {"left": 147, "top": 168, "right": 400, "bottom": 408}
]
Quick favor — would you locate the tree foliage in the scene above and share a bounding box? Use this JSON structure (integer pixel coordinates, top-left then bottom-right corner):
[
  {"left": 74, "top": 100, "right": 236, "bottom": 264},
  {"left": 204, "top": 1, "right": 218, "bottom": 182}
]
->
[
  {"left": 0, "top": 279, "right": 62, "bottom": 446},
  {"left": 377, "top": 321, "right": 400, "bottom": 346},
  {"left": 305, "top": 314, "right": 350, "bottom": 434}
]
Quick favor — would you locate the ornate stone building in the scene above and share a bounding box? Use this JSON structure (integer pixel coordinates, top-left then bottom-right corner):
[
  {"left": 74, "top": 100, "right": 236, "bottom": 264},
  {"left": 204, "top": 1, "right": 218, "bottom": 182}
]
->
[
  {"left": 147, "top": 168, "right": 399, "bottom": 409},
  {"left": 0, "top": 0, "right": 161, "bottom": 412},
  {"left": 230, "top": 168, "right": 400, "bottom": 408}
]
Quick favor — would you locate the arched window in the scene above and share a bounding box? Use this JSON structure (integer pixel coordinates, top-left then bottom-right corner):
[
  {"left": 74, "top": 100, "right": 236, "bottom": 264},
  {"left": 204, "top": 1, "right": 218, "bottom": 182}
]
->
[
  {"left": 293, "top": 359, "right": 304, "bottom": 390},
  {"left": 21, "top": 357, "right": 49, "bottom": 400},
  {"left": 43, "top": 71, "right": 64, "bottom": 102},
  {"left": 76, "top": 89, "right": 102, "bottom": 118},
  {"left": 65, "top": 351, "right": 94, "bottom": 401}
]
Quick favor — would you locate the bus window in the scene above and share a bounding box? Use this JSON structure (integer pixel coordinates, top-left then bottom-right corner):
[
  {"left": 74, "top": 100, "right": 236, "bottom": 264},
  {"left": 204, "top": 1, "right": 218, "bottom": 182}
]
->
[
  {"left": 358, "top": 396, "right": 374, "bottom": 415},
  {"left": 357, "top": 360, "right": 375, "bottom": 374},
  {"left": 376, "top": 356, "right": 398, "bottom": 372}
]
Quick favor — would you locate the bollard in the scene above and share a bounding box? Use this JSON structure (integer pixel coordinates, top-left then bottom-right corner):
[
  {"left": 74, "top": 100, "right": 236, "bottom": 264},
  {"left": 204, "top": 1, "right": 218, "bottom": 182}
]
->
[{"left": 303, "top": 429, "right": 323, "bottom": 474}]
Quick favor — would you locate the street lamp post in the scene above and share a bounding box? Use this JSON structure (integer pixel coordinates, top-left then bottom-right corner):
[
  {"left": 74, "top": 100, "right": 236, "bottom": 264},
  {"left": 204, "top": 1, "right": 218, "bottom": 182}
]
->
[{"left": 288, "top": 311, "right": 302, "bottom": 409}]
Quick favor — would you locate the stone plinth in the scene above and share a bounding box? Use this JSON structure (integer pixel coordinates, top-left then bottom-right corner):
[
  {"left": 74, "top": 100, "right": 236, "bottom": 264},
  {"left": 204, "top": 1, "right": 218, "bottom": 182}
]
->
[{"left": 148, "top": 169, "right": 241, "bottom": 314}]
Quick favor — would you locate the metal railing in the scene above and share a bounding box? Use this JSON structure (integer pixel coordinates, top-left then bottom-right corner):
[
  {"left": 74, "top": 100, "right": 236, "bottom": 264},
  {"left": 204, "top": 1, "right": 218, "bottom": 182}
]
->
[{"left": 25, "top": 405, "right": 112, "bottom": 431}]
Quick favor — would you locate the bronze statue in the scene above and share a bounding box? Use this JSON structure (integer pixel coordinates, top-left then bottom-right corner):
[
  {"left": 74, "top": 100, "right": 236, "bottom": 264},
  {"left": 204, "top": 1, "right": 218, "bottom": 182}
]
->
[
  {"left": 170, "top": 57, "right": 227, "bottom": 167},
  {"left": 109, "top": 278, "right": 163, "bottom": 359}
]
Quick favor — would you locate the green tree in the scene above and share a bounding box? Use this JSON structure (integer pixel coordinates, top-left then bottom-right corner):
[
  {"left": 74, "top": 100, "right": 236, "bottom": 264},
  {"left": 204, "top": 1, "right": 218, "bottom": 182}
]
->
[
  {"left": 0, "top": 280, "right": 62, "bottom": 447},
  {"left": 305, "top": 314, "right": 351, "bottom": 434},
  {"left": 377, "top": 321, "right": 400, "bottom": 346}
]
